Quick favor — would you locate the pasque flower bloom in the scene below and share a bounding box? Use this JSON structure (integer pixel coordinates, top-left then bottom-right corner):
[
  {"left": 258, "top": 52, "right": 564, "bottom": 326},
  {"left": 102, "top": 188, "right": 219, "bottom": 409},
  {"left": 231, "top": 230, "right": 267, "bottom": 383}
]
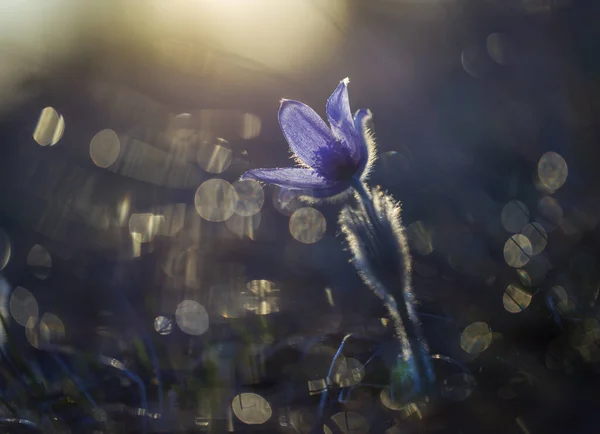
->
[
  {"left": 241, "top": 78, "right": 376, "bottom": 199},
  {"left": 243, "top": 78, "right": 435, "bottom": 405}
]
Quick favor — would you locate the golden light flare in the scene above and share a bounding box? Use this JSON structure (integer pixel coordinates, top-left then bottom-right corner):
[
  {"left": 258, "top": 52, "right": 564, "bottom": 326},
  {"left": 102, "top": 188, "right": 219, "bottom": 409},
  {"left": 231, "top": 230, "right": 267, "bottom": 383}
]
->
[{"left": 150, "top": 0, "right": 348, "bottom": 74}]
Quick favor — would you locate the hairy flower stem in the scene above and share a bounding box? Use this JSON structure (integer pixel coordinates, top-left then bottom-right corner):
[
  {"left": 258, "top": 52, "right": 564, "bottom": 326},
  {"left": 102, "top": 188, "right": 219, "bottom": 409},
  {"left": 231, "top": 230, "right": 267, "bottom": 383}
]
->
[{"left": 349, "top": 177, "right": 434, "bottom": 398}]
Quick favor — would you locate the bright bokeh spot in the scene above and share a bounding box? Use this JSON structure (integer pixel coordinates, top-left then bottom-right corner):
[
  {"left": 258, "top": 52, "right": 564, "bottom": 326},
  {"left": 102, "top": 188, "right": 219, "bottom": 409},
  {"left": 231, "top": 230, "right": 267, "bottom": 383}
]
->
[
  {"left": 154, "top": 315, "right": 173, "bottom": 335},
  {"left": 196, "top": 139, "right": 232, "bottom": 174},
  {"left": 160, "top": 0, "right": 348, "bottom": 73},
  {"left": 9, "top": 286, "right": 38, "bottom": 327},
  {"left": 33, "top": 107, "right": 64, "bottom": 146},
  {"left": 406, "top": 221, "right": 434, "bottom": 255},
  {"left": 0, "top": 228, "right": 10, "bottom": 271},
  {"left": 240, "top": 113, "right": 262, "bottom": 139},
  {"left": 460, "top": 322, "right": 493, "bottom": 355},
  {"left": 536, "top": 196, "right": 563, "bottom": 232},
  {"left": 503, "top": 234, "right": 533, "bottom": 268},
  {"left": 90, "top": 129, "right": 120, "bottom": 168},
  {"left": 333, "top": 358, "right": 365, "bottom": 387},
  {"left": 226, "top": 212, "right": 261, "bottom": 239},
  {"left": 129, "top": 213, "right": 163, "bottom": 243},
  {"left": 486, "top": 33, "right": 511, "bottom": 65},
  {"left": 501, "top": 200, "right": 529, "bottom": 233},
  {"left": 521, "top": 222, "right": 547, "bottom": 255},
  {"left": 324, "top": 412, "right": 369, "bottom": 434},
  {"left": 289, "top": 207, "right": 326, "bottom": 244},
  {"left": 537, "top": 152, "right": 568, "bottom": 190},
  {"left": 516, "top": 268, "right": 532, "bottom": 286},
  {"left": 27, "top": 244, "right": 52, "bottom": 279},
  {"left": 233, "top": 179, "right": 264, "bottom": 217},
  {"left": 194, "top": 179, "right": 238, "bottom": 222},
  {"left": 175, "top": 300, "right": 209, "bottom": 336},
  {"left": 231, "top": 393, "right": 272, "bottom": 425},
  {"left": 503, "top": 284, "right": 532, "bottom": 313},
  {"left": 243, "top": 279, "right": 279, "bottom": 315},
  {"left": 272, "top": 188, "right": 305, "bottom": 216},
  {"left": 40, "top": 312, "right": 66, "bottom": 344}
]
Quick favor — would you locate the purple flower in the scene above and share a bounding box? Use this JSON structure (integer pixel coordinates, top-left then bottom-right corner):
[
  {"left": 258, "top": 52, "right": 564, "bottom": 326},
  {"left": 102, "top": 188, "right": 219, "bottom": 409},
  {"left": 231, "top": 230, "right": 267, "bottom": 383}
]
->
[{"left": 241, "top": 78, "right": 376, "bottom": 200}]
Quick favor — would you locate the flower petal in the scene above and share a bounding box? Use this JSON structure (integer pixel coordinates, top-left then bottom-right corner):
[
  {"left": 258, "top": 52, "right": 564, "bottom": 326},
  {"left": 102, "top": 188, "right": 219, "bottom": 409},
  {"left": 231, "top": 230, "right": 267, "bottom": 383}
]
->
[
  {"left": 326, "top": 78, "right": 353, "bottom": 134},
  {"left": 241, "top": 167, "right": 333, "bottom": 190},
  {"left": 278, "top": 100, "right": 336, "bottom": 173},
  {"left": 326, "top": 78, "right": 361, "bottom": 163}
]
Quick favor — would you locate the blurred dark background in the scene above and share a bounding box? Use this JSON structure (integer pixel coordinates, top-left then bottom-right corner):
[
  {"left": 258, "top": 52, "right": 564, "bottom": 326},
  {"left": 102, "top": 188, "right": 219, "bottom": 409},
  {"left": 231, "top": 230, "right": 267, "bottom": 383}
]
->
[{"left": 1, "top": 0, "right": 600, "bottom": 432}]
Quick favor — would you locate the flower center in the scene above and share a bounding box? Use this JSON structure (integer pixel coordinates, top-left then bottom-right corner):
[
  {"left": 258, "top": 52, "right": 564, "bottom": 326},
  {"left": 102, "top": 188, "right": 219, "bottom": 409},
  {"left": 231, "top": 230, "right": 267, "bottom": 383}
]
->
[{"left": 320, "top": 140, "right": 359, "bottom": 181}]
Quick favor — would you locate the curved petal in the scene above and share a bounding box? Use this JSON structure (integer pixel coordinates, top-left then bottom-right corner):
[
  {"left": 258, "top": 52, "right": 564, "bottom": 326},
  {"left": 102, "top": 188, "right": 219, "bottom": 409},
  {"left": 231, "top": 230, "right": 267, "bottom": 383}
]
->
[
  {"left": 278, "top": 100, "right": 336, "bottom": 174},
  {"left": 326, "top": 78, "right": 353, "bottom": 134},
  {"left": 241, "top": 167, "right": 333, "bottom": 190},
  {"left": 326, "top": 78, "right": 361, "bottom": 163}
]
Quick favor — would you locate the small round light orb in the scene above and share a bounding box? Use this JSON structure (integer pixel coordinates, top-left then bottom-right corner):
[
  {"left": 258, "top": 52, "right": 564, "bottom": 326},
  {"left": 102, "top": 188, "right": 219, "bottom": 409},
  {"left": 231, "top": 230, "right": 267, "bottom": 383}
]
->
[
  {"left": 0, "top": 228, "right": 10, "bottom": 271},
  {"left": 486, "top": 33, "right": 511, "bottom": 65},
  {"left": 154, "top": 316, "right": 173, "bottom": 335},
  {"left": 194, "top": 179, "right": 238, "bottom": 222},
  {"left": 333, "top": 358, "right": 365, "bottom": 387},
  {"left": 521, "top": 222, "right": 547, "bottom": 255},
  {"left": 460, "top": 322, "right": 493, "bottom": 355},
  {"left": 240, "top": 113, "right": 262, "bottom": 139},
  {"left": 197, "top": 139, "right": 232, "bottom": 174},
  {"left": 27, "top": 244, "right": 52, "bottom": 280},
  {"left": 537, "top": 152, "right": 568, "bottom": 191},
  {"left": 9, "top": 286, "right": 39, "bottom": 327},
  {"left": 233, "top": 179, "right": 264, "bottom": 216},
  {"left": 289, "top": 207, "right": 326, "bottom": 244},
  {"left": 536, "top": 196, "right": 563, "bottom": 232},
  {"left": 129, "top": 213, "right": 163, "bottom": 243},
  {"left": 503, "top": 284, "right": 532, "bottom": 313},
  {"left": 175, "top": 300, "right": 209, "bottom": 336},
  {"left": 90, "top": 129, "right": 120, "bottom": 168},
  {"left": 501, "top": 200, "right": 529, "bottom": 233},
  {"left": 33, "top": 107, "right": 65, "bottom": 146},
  {"left": 272, "top": 188, "right": 304, "bottom": 216},
  {"left": 406, "top": 221, "right": 434, "bottom": 256},
  {"left": 40, "top": 312, "right": 66, "bottom": 344},
  {"left": 226, "top": 212, "right": 261, "bottom": 239},
  {"left": 231, "top": 393, "right": 272, "bottom": 425},
  {"left": 503, "top": 234, "right": 533, "bottom": 268}
]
